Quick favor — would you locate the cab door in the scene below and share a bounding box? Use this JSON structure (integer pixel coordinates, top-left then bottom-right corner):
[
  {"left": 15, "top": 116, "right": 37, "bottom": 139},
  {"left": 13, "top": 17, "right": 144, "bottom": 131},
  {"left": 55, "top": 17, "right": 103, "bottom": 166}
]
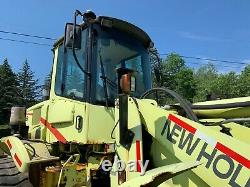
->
[{"left": 46, "top": 28, "right": 89, "bottom": 143}]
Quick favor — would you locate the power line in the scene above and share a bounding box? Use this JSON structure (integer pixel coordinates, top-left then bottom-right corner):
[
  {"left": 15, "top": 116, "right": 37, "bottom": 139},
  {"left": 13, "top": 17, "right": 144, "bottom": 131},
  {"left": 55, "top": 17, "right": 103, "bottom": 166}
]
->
[
  {"left": 160, "top": 53, "right": 248, "bottom": 65},
  {"left": 0, "top": 29, "right": 248, "bottom": 66},
  {"left": 0, "top": 30, "right": 56, "bottom": 41},
  {"left": 185, "top": 61, "right": 241, "bottom": 69},
  {"left": 0, "top": 37, "right": 52, "bottom": 47}
]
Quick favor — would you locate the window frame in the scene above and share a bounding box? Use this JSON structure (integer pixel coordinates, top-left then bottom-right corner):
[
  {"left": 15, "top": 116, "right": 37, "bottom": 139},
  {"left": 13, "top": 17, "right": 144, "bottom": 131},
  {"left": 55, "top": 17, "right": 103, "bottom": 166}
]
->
[{"left": 54, "top": 27, "right": 90, "bottom": 102}]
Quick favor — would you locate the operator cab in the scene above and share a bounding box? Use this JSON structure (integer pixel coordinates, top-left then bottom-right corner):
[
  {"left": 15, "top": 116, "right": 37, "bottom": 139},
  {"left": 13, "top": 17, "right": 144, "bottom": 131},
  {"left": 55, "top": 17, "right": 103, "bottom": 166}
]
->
[{"left": 54, "top": 11, "right": 153, "bottom": 106}]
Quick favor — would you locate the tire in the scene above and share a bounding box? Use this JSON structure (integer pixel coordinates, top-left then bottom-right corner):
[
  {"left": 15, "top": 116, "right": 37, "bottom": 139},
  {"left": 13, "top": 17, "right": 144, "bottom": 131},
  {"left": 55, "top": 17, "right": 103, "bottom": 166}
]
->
[{"left": 0, "top": 156, "right": 32, "bottom": 187}]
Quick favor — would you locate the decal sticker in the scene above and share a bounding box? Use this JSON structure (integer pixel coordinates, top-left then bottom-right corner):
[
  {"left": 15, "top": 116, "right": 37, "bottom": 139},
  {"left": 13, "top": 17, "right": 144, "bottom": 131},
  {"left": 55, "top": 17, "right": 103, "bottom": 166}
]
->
[{"left": 161, "top": 114, "right": 250, "bottom": 187}]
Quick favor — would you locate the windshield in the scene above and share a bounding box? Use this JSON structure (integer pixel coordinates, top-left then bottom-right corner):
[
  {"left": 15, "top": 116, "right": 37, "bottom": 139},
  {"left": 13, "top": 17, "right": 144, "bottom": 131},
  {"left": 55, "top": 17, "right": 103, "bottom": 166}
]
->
[
  {"left": 54, "top": 24, "right": 152, "bottom": 105},
  {"left": 93, "top": 25, "right": 152, "bottom": 105}
]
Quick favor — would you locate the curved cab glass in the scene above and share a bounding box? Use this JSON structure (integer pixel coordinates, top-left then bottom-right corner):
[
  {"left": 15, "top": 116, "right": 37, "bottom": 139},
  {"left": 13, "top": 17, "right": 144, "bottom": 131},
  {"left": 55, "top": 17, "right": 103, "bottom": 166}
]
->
[
  {"left": 92, "top": 24, "right": 152, "bottom": 105},
  {"left": 54, "top": 24, "right": 152, "bottom": 106}
]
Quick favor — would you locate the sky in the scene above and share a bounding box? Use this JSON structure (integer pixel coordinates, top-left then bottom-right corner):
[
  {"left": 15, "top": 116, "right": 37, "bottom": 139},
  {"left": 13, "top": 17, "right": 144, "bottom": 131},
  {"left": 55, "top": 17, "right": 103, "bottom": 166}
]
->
[{"left": 0, "top": 1, "right": 250, "bottom": 82}]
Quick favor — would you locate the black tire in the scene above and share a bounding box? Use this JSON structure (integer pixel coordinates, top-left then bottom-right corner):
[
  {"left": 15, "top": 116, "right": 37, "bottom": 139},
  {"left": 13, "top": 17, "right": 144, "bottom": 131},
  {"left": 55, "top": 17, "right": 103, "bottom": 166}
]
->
[{"left": 0, "top": 156, "right": 32, "bottom": 187}]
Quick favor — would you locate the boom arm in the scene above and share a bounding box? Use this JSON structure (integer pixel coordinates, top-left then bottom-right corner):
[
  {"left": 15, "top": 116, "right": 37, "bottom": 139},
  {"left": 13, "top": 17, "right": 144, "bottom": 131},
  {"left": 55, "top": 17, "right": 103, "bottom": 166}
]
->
[
  {"left": 114, "top": 96, "right": 250, "bottom": 187},
  {"left": 138, "top": 98, "right": 249, "bottom": 187}
]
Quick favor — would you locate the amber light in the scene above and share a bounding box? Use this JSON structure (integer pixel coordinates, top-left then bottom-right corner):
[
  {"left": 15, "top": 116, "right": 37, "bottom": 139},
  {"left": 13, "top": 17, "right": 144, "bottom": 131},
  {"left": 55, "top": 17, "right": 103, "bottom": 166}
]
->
[{"left": 120, "top": 74, "right": 131, "bottom": 94}]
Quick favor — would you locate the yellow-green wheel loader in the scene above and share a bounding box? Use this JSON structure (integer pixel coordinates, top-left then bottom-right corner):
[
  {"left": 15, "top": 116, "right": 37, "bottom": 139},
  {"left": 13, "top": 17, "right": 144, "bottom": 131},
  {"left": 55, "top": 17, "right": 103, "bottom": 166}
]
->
[{"left": 0, "top": 10, "right": 249, "bottom": 187}]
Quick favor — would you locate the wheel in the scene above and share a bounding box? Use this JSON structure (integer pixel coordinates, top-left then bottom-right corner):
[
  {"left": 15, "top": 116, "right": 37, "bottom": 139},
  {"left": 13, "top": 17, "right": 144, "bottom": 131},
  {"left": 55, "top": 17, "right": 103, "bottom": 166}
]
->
[{"left": 0, "top": 156, "right": 32, "bottom": 187}]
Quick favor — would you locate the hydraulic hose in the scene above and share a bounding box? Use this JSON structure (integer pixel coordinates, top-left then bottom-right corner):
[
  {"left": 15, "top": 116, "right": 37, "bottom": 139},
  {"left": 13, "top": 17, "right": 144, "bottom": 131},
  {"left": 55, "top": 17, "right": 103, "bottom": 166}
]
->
[{"left": 140, "top": 88, "right": 199, "bottom": 122}]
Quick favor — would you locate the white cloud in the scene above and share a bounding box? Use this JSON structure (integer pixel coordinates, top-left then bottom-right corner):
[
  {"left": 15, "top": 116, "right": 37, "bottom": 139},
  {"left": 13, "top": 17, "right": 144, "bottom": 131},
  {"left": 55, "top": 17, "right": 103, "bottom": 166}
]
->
[{"left": 179, "top": 31, "right": 231, "bottom": 42}]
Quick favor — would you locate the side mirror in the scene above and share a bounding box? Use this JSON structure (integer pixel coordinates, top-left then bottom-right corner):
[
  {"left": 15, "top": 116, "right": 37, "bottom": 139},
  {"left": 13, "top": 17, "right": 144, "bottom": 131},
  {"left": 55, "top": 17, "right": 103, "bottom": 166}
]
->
[{"left": 64, "top": 23, "right": 82, "bottom": 49}]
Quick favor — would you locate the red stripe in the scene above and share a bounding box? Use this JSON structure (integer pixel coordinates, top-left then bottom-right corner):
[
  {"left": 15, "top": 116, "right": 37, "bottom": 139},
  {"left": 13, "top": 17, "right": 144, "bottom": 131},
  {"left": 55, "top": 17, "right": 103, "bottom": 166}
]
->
[
  {"left": 6, "top": 139, "right": 12, "bottom": 149},
  {"left": 40, "top": 117, "right": 67, "bottom": 144},
  {"left": 14, "top": 153, "right": 22, "bottom": 167},
  {"left": 216, "top": 142, "right": 250, "bottom": 169},
  {"left": 168, "top": 114, "right": 197, "bottom": 134},
  {"left": 136, "top": 140, "right": 141, "bottom": 172},
  {"left": 26, "top": 113, "right": 33, "bottom": 116}
]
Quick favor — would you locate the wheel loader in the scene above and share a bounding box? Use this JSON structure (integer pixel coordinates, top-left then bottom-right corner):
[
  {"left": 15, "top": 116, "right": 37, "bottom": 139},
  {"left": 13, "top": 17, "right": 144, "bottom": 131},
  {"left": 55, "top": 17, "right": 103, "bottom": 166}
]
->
[{"left": 0, "top": 10, "right": 249, "bottom": 187}]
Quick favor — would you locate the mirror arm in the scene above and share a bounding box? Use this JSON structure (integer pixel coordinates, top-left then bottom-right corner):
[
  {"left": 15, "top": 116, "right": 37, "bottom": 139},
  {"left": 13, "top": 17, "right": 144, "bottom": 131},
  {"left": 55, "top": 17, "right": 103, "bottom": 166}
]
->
[{"left": 72, "top": 10, "right": 91, "bottom": 77}]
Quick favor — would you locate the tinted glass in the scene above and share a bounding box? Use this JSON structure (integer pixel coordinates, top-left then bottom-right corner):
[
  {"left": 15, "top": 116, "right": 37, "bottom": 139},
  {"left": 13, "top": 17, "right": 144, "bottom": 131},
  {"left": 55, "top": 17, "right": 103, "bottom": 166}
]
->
[
  {"left": 55, "top": 29, "right": 88, "bottom": 100},
  {"left": 93, "top": 25, "right": 152, "bottom": 105}
]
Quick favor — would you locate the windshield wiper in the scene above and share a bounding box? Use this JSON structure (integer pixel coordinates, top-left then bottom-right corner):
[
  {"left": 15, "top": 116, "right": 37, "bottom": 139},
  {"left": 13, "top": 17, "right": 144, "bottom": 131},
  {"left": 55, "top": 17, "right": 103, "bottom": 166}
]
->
[
  {"left": 99, "top": 50, "right": 119, "bottom": 106},
  {"left": 99, "top": 49, "right": 110, "bottom": 107},
  {"left": 101, "top": 76, "right": 117, "bottom": 90}
]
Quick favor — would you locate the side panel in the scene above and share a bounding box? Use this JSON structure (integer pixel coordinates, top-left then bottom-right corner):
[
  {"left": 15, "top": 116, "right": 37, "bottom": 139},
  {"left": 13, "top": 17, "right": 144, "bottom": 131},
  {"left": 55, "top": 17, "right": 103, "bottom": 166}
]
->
[
  {"left": 86, "top": 104, "right": 115, "bottom": 144},
  {"left": 46, "top": 97, "right": 87, "bottom": 143},
  {"left": 28, "top": 96, "right": 116, "bottom": 144},
  {"left": 27, "top": 101, "right": 49, "bottom": 141},
  {"left": 48, "top": 100, "right": 74, "bottom": 124}
]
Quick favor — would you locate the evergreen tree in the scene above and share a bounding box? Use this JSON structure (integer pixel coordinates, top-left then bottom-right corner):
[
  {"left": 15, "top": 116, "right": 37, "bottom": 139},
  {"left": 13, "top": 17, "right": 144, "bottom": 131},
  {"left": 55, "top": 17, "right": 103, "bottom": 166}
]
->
[
  {"left": 0, "top": 59, "right": 20, "bottom": 124},
  {"left": 17, "top": 59, "right": 39, "bottom": 107}
]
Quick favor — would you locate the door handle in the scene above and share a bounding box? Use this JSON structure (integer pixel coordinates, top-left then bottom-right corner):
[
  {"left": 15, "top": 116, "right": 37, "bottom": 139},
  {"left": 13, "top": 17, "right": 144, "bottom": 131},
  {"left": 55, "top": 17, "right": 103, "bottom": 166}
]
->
[{"left": 75, "top": 116, "right": 83, "bottom": 130}]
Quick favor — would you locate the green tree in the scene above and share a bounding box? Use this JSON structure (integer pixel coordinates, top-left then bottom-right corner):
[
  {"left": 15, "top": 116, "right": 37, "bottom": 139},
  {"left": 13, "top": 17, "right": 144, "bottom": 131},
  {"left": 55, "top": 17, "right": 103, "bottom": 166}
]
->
[
  {"left": 194, "top": 63, "right": 218, "bottom": 101},
  {"left": 238, "top": 65, "right": 250, "bottom": 96},
  {"left": 213, "top": 72, "right": 239, "bottom": 99},
  {"left": 0, "top": 59, "right": 20, "bottom": 124},
  {"left": 17, "top": 59, "right": 40, "bottom": 107},
  {"left": 161, "top": 53, "right": 196, "bottom": 101},
  {"left": 150, "top": 47, "right": 162, "bottom": 87},
  {"left": 175, "top": 68, "right": 196, "bottom": 101},
  {"left": 161, "top": 53, "right": 185, "bottom": 90}
]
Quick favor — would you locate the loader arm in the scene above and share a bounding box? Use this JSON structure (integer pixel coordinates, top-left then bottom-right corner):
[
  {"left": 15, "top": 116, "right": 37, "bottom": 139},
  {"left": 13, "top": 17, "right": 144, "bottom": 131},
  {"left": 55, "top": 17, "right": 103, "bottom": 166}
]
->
[
  {"left": 133, "top": 98, "right": 250, "bottom": 187},
  {"left": 111, "top": 94, "right": 201, "bottom": 186}
]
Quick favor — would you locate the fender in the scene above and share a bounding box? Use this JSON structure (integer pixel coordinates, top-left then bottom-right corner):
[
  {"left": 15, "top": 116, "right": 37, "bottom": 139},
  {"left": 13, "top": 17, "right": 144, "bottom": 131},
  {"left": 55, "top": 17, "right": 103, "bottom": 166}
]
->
[
  {"left": 1, "top": 136, "right": 30, "bottom": 172},
  {"left": 0, "top": 136, "right": 60, "bottom": 173}
]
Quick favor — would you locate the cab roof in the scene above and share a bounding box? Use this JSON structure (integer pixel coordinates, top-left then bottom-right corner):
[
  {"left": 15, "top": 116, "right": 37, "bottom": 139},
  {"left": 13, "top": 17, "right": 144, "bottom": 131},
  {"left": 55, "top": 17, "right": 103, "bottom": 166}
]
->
[{"left": 53, "top": 16, "right": 153, "bottom": 49}]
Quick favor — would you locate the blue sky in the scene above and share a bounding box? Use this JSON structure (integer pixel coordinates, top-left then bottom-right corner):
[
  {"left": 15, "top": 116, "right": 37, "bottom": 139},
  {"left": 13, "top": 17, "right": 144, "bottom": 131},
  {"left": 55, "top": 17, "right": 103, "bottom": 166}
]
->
[{"left": 0, "top": 1, "right": 250, "bottom": 82}]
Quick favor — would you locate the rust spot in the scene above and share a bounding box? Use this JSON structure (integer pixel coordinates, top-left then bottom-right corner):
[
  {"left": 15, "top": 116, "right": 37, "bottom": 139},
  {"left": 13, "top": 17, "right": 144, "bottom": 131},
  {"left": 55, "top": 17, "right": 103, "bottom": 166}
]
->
[
  {"left": 46, "top": 163, "right": 86, "bottom": 173},
  {"left": 76, "top": 163, "right": 86, "bottom": 171},
  {"left": 86, "top": 140, "right": 105, "bottom": 144},
  {"left": 118, "top": 170, "right": 126, "bottom": 185},
  {"left": 46, "top": 166, "right": 61, "bottom": 173}
]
